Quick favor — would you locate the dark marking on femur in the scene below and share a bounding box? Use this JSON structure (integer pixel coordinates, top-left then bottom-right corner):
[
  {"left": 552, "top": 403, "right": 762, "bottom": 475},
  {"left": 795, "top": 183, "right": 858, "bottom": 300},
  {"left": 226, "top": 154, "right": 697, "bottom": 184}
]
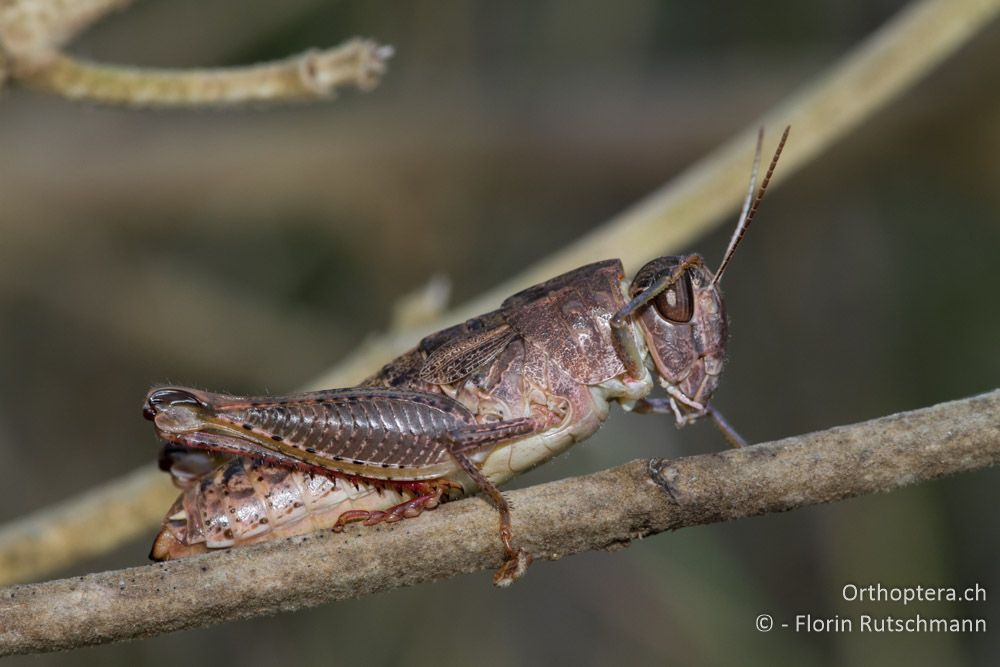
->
[{"left": 143, "top": 388, "right": 208, "bottom": 420}]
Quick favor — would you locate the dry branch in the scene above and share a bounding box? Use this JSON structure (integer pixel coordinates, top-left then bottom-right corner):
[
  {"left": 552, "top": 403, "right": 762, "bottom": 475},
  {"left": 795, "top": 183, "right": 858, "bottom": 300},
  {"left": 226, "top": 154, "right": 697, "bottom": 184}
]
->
[
  {"left": 0, "top": 467, "right": 178, "bottom": 587},
  {"left": 0, "top": 0, "right": 131, "bottom": 59},
  {"left": 0, "top": 389, "right": 996, "bottom": 656},
  {"left": 0, "top": 1, "right": 392, "bottom": 106},
  {"left": 0, "top": 0, "right": 996, "bottom": 587},
  {"left": 12, "top": 39, "right": 392, "bottom": 106}
]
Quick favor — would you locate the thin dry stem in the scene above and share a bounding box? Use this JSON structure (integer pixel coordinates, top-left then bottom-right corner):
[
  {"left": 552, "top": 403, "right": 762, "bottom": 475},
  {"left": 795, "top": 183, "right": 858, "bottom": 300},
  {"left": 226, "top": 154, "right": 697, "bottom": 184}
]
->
[
  {"left": 0, "top": 0, "right": 131, "bottom": 60},
  {"left": 0, "top": 2, "right": 392, "bottom": 106},
  {"left": 0, "top": 0, "right": 995, "bottom": 587},
  {"left": 15, "top": 39, "right": 393, "bottom": 106},
  {"left": 0, "top": 469, "right": 177, "bottom": 587},
  {"left": 0, "top": 389, "right": 996, "bottom": 656}
]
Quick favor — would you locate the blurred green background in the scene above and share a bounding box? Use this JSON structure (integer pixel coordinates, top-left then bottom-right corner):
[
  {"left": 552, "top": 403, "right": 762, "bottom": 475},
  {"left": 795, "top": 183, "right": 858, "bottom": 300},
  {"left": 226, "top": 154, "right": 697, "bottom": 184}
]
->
[{"left": 1, "top": 1, "right": 998, "bottom": 665}]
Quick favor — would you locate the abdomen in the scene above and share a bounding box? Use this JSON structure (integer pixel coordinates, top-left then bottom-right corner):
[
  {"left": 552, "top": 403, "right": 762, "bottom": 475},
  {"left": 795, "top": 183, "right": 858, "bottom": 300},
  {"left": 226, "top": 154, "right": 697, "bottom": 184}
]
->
[{"left": 151, "top": 457, "right": 413, "bottom": 559}]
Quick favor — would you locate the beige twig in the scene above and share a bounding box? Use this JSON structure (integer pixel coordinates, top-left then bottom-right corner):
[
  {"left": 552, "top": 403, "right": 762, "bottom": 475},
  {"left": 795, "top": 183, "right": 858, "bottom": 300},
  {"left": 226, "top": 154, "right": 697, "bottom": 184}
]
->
[
  {"left": 0, "top": 0, "right": 131, "bottom": 61},
  {"left": 0, "top": 468, "right": 177, "bottom": 587},
  {"left": 14, "top": 39, "right": 393, "bottom": 106},
  {"left": 0, "top": 390, "right": 996, "bottom": 656},
  {"left": 0, "top": 0, "right": 996, "bottom": 586},
  {"left": 0, "top": 2, "right": 393, "bottom": 106}
]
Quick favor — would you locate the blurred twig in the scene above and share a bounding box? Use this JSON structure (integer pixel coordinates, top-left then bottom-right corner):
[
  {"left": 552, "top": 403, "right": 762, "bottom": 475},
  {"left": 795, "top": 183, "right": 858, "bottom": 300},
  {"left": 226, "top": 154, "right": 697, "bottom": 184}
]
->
[
  {"left": 0, "top": 1, "right": 391, "bottom": 105},
  {"left": 0, "top": 468, "right": 178, "bottom": 589},
  {"left": 0, "top": 389, "right": 996, "bottom": 656},
  {"left": 0, "top": 0, "right": 131, "bottom": 59},
  {"left": 0, "top": 0, "right": 996, "bottom": 586},
  {"left": 17, "top": 41, "right": 392, "bottom": 106}
]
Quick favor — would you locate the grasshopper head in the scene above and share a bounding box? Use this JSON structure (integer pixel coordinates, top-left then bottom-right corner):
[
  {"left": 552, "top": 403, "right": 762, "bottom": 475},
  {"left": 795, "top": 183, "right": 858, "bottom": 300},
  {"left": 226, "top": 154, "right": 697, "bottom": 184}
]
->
[
  {"left": 630, "top": 126, "right": 789, "bottom": 414},
  {"left": 630, "top": 255, "right": 727, "bottom": 407}
]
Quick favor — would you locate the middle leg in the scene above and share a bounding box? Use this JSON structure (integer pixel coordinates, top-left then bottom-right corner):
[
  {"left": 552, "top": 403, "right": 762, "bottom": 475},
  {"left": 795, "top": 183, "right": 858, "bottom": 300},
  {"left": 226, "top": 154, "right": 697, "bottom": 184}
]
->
[{"left": 445, "top": 417, "right": 542, "bottom": 586}]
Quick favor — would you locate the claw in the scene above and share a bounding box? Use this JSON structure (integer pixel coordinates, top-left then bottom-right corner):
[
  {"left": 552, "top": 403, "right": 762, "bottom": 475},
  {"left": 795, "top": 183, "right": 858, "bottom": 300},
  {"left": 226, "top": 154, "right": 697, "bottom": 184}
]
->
[{"left": 493, "top": 548, "right": 532, "bottom": 587}]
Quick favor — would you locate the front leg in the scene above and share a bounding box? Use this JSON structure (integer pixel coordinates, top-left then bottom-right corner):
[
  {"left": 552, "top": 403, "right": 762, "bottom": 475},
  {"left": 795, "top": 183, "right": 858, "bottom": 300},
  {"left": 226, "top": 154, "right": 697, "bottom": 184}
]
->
[
  {"left": 634, "top": 397, "right": 748, "bottom": 449},
  {"left": 610, "top": 312, "right": 645, "bottom": 380}
]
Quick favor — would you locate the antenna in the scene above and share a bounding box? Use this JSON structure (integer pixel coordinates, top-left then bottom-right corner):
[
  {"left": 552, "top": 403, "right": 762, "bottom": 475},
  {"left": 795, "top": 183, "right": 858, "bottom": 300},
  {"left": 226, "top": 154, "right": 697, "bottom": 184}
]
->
[{"left": 711, "top": 125, "right": 790, "bottom": 287}]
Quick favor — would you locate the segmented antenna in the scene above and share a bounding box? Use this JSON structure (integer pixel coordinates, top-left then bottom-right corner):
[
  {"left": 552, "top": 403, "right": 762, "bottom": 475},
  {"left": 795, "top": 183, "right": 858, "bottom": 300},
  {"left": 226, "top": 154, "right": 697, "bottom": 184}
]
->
[{"left": 711, "top": 125, "right": 790, "bottom": 287}]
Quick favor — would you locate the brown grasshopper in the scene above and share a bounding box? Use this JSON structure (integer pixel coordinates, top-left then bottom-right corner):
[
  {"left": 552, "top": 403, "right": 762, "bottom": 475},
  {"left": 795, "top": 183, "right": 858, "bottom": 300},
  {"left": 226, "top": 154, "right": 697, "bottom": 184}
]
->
[{"left": 144, "top": 127, "right": 789, "bottom": 585}]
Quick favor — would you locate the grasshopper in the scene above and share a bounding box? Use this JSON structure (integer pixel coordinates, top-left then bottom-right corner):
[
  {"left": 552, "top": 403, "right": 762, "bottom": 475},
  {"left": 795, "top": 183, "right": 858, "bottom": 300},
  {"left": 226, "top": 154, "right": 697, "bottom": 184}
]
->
[{"left": 144, "top": 127, "right": 789, "bottom": 585}]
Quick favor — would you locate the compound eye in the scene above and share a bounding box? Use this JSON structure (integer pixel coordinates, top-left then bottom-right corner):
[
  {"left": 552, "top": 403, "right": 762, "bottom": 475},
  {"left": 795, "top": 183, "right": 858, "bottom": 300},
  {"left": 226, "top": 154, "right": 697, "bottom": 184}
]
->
[{"left": 653, "top": 272, "right": 694, "bottom": 323}]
